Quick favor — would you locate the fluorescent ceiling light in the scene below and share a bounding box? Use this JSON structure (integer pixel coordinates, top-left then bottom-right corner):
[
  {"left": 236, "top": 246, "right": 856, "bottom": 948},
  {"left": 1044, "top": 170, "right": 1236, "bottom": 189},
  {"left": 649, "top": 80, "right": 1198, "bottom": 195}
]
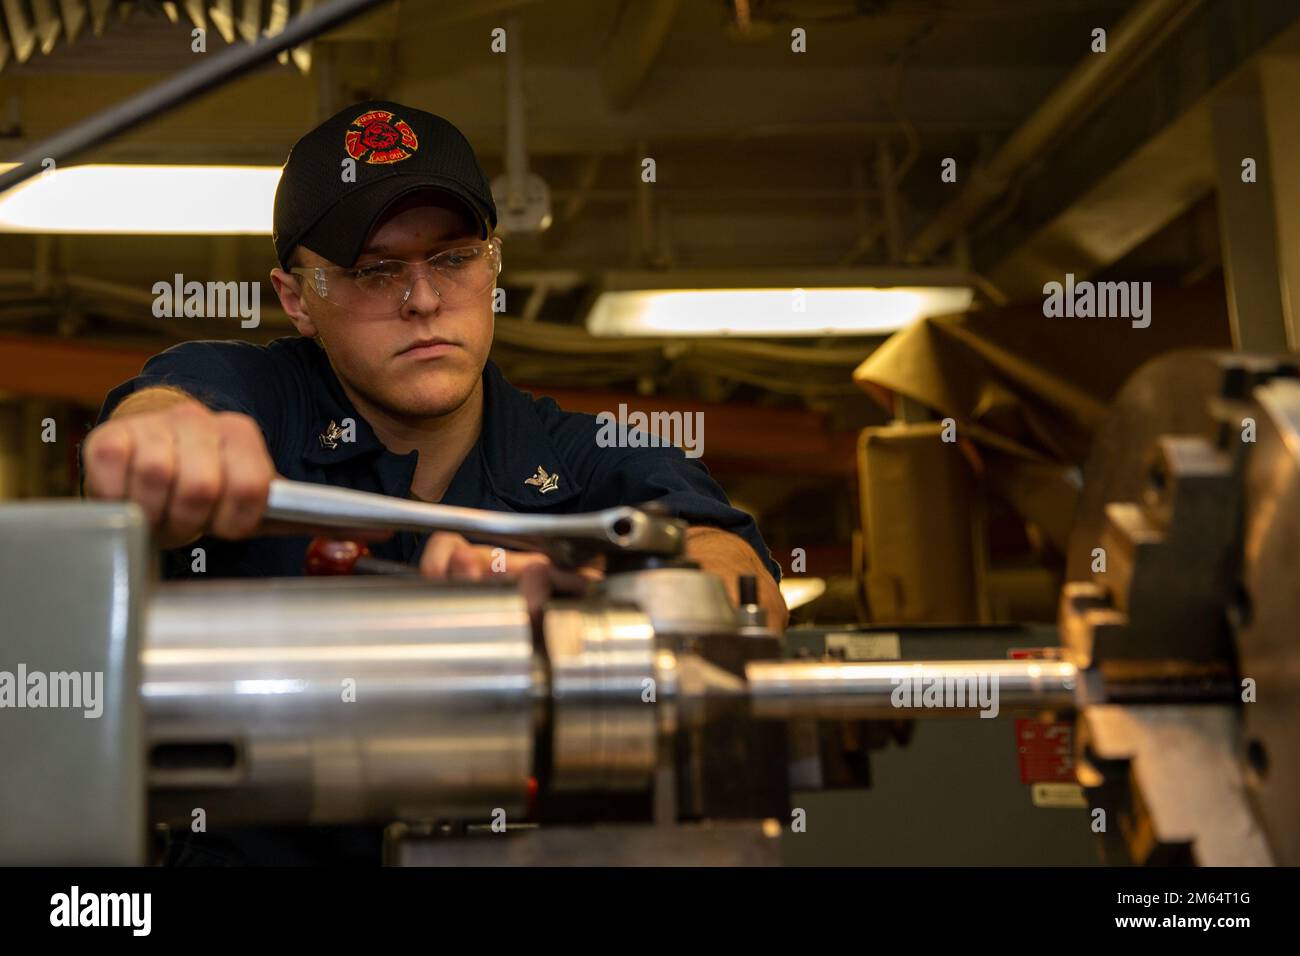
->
[
  {"left": 0, "top": 164, "right": 279, "bottom": 234},
  {"left": 587, "top": 283, "right": 972, "bottom": 337}
]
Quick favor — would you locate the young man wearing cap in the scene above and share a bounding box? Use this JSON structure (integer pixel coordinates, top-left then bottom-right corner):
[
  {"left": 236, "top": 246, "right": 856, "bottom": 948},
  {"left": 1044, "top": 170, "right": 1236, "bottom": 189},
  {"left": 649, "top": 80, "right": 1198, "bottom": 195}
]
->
[{"left": 84, "top": 100, "right": 784, "bottom": 619}]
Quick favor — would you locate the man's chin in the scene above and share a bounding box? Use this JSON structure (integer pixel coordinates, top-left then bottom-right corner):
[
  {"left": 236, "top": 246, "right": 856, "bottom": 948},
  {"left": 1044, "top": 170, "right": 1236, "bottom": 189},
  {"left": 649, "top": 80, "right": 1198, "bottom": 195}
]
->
[{"left": 382, "top": 377, "right": 479, "bottom": 419}]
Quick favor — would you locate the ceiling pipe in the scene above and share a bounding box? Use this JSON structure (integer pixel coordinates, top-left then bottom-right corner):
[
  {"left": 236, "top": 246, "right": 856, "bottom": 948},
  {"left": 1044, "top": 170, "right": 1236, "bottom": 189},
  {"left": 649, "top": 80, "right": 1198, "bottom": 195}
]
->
[
  {"left": 906, "top": 0, "right": 1203, "bottom": 264},
  {"left": 492, "top": 16, "right": 553, "bottom": 234},
  {"left": 504, "top": 16, "right": 529, "bottom": 209}
]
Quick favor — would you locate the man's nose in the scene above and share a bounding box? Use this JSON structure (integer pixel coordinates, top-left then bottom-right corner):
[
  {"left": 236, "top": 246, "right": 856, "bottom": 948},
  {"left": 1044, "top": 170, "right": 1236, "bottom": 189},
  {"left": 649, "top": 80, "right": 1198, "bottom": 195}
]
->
[{"left": 401, "top": 269, "right": 443, "bottom": 317}]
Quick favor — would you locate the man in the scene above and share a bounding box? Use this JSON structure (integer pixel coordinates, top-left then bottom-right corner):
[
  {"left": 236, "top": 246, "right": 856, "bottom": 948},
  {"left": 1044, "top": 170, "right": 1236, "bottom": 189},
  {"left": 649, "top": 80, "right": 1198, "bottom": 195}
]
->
[
  {"left": 83, "top": 101, "right": 783, "bottom": 615},
  {"left": 80, "top": 102, "right": 785, "bottom": 862}
]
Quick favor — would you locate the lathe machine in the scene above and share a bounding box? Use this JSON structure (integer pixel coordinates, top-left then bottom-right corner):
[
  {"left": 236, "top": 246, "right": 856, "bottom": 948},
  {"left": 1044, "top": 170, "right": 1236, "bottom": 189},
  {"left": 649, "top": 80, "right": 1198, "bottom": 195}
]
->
[{"left": 0, "top": 352, "right": 1295, "bottom": 866}]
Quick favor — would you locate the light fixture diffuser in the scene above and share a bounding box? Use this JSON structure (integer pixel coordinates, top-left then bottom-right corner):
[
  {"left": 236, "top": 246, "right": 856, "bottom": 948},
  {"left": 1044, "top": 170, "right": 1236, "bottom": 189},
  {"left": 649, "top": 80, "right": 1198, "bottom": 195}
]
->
[
  {"left": 0, "top": 164, "right": 280, "bottom": 234},
  {"left": 586, "top": 268, "right": 972, "bottom": 337}
]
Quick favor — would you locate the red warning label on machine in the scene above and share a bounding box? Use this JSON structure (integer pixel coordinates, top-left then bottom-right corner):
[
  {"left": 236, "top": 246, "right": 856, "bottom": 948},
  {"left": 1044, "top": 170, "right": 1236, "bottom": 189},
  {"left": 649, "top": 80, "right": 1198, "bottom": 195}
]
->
[{"left": 1015, "top": 719, "right": 1074, "bottom": 783}]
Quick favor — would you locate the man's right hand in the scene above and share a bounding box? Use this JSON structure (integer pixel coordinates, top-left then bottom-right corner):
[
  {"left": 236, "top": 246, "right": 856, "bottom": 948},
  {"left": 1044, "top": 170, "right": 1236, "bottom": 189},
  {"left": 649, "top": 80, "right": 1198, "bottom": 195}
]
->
[{"left": 82, "top": 388, "right": 276, "bottom": 548}]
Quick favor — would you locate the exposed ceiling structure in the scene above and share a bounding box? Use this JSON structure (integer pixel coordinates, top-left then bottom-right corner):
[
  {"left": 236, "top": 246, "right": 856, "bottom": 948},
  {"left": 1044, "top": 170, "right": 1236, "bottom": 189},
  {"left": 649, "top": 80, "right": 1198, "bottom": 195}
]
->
[{"left": 2, "top": 0, "right": 1299, "bottom": 411}]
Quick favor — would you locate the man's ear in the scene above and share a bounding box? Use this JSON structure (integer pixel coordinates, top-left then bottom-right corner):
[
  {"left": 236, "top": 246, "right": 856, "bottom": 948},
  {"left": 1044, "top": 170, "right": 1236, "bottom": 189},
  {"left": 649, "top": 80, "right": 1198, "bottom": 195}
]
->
[{"left": 270, "top": 267, "right": 319, "bottom": 338}]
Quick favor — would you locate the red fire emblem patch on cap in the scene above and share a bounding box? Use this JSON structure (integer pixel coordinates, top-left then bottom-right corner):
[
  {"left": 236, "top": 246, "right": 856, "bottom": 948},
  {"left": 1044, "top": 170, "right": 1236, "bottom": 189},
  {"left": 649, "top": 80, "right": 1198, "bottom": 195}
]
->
[{"left": 344, "top": 110, "right": 419, "bottom": 165}]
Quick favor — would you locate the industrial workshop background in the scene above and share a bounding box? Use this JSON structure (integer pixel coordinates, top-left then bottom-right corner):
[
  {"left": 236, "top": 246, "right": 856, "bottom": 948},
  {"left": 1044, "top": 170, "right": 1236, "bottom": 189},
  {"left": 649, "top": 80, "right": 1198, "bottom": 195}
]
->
[
  {"left": 3, "top": 0, "right": 1293, "bottom": 627},
  {"left": 0, "top": 0, "right": 1297, "bottom": 869}
]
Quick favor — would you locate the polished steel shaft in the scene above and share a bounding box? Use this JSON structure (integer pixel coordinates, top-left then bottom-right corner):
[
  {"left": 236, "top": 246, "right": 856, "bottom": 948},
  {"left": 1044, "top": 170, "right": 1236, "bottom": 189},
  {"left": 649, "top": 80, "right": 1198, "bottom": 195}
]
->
[
  {"left": 141, "top": 572, "right": 1085, "bottom": 828},
  {"left": 746, "top": 659, "right": 1080, "bottom": 718},
  {"left": 144, "top": 577, "right": 538, "bottom": 825}
]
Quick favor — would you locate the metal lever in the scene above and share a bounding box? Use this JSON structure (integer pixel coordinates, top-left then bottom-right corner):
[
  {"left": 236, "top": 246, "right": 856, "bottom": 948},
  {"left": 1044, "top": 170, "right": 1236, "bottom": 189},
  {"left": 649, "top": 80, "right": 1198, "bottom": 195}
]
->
[{"left": 264, "top": 478, "right": 687, "bottom": 569}]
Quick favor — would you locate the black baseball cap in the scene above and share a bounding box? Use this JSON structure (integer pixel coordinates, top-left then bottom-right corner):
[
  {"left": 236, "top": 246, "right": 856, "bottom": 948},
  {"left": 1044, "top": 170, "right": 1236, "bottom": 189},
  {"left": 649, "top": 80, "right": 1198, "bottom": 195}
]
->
[{"left": 272, "top": 100, "right": 498, "bottom": 269}]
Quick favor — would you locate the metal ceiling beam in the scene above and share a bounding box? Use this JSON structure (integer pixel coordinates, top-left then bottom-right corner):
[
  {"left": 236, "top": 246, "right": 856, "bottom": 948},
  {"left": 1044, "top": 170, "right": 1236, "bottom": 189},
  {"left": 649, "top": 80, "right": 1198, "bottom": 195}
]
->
[
  {"left": 1210, "top": 64, "right": 1290, "bottom": 352},
  {"left": 1213, "top": 54, "right": 1300, "bottom": 351},
  {"left": 978, "top": 0, "right": 1300, "bottom": 299},
  {"left": 1256, "top": 54, "right": 1300, "bottom": 350},
  {"left": 985, "top": 107, "right": 1214, "bottom": 300},
  {"left": 906, "top": 0, "right": 1202, "bottom": 265},
  {"left": 600, "top": 0, "right": 681, "bottom": 110}
]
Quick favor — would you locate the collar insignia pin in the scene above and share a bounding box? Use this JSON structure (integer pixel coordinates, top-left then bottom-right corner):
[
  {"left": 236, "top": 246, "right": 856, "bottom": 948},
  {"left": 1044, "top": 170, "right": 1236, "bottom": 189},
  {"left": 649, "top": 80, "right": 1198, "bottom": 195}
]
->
[
  {"left": 524, "top": 465, "right": 559, "bottom": 494},
  {"left": 319, "top": 420, "right": 344, "bottom": 450}
]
